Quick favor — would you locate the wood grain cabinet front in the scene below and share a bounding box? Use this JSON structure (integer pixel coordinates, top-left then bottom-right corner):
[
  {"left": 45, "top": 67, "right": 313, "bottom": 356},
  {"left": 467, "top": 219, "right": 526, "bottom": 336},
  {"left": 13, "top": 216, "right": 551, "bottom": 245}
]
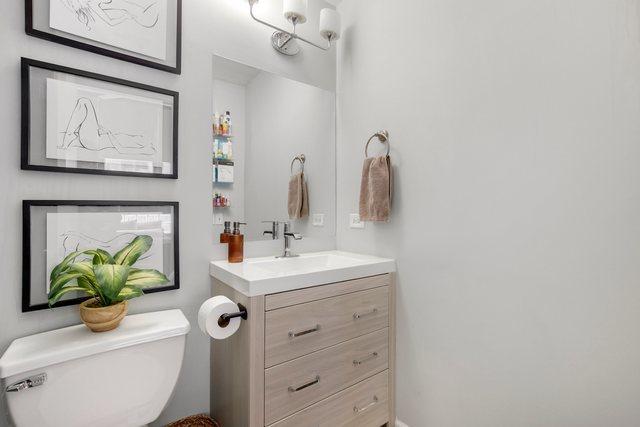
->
[
  {"left": 268, "top": 371, "right": 390, "bottom": 427},
  {"left": 265, "top": 286, "right": 390, "bottom": 368},
  {"left": 265, "top": 328, "right": 389, "bottom": 425}
]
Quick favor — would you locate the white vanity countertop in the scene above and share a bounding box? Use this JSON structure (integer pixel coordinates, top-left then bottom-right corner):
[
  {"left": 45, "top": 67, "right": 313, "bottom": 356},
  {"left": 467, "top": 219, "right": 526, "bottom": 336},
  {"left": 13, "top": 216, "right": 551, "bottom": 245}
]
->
[{"left": 209, "top": 250, "right": 396, "bottom": 296}]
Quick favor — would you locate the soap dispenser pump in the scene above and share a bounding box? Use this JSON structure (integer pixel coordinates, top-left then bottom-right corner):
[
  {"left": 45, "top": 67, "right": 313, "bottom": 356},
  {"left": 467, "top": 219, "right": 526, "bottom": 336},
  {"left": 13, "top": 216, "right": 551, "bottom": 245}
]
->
[
  {"left": 228, "top": 222, "right": 246, "bottom": 263},
  {"left": 220, "top": 221, "right": 232, "bottom": 243}
]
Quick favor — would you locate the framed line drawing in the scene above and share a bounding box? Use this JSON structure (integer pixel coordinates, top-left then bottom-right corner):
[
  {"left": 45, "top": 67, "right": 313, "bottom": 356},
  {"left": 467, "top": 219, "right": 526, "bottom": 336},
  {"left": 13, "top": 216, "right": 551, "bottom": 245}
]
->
[
  {"left": 25, "top": 0, "right": 182, "bottom": 74},
  {"left": 22, "top": 58, "right": 179, "bottom": 179},
  {"left": 23, "top": 200, "right": 180, "bottom": 312}
]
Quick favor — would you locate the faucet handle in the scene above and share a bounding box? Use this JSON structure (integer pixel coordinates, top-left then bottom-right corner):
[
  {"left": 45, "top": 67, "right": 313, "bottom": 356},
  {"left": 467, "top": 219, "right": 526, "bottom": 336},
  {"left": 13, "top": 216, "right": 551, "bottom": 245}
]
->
[{"left": 283, "top": 223, "right": 303, "bottom": 240}]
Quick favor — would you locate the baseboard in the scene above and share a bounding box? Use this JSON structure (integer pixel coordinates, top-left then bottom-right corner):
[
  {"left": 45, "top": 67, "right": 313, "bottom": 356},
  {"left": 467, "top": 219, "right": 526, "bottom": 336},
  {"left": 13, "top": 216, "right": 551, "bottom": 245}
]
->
[{"left": 396, "top": 419, "right": 409, "bottom": 427}]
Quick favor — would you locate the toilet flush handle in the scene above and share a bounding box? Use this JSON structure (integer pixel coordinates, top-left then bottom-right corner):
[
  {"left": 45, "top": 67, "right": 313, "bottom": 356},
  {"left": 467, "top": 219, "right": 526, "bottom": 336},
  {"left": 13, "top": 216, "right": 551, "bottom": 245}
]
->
[{"left": 5, "top": 373, "right": 47, "bottom": 393}]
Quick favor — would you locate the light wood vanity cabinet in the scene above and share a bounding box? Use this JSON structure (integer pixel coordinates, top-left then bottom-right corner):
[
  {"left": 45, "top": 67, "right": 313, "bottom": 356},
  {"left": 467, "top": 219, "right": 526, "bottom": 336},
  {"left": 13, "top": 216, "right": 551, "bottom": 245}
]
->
[{"left": 211, "top": 273, "right": 396, "bottom": 427}]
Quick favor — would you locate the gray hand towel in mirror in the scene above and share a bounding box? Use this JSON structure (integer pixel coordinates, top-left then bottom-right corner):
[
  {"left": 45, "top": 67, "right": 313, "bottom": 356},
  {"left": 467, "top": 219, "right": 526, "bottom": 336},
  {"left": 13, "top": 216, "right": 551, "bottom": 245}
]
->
[{"left": 288, "top": 172, "right": 309, "bottom": 219}]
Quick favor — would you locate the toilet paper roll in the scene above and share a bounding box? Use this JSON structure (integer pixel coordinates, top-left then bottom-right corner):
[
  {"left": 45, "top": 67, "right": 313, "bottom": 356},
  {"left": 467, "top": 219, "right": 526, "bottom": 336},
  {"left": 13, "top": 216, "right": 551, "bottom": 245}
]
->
[{"left": 198, "top": 295, "right": 242, "bottom": 340}]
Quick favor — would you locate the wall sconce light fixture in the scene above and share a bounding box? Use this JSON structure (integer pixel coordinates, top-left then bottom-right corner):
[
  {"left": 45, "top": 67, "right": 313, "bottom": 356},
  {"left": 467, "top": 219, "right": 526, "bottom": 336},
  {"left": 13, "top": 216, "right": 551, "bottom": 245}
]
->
[{"left": 248, "top": 0, "right": 341, "bottom": 56}]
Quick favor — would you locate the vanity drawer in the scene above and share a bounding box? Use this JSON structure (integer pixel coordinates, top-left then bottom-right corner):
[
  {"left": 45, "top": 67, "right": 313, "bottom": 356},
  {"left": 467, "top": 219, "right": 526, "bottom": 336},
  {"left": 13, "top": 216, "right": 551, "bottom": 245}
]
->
[
  {"left": 268, "top": 370, "right": 389, "bottom": 427},
  {"left": 265, "top": 287, "right": 389, "bottom": 367},
  {"left": 265, "top": 328, "right": 389, "bottom": 425}
]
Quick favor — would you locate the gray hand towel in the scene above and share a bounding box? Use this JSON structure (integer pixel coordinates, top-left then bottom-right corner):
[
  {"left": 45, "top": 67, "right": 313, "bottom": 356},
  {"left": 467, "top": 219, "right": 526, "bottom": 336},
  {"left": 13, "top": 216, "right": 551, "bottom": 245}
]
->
[
  {"left": 288, "top": 172, "right": 309, "bottom": 219},
  {"left": 359, "top": 155, "right": 392, "bottom": 222}
]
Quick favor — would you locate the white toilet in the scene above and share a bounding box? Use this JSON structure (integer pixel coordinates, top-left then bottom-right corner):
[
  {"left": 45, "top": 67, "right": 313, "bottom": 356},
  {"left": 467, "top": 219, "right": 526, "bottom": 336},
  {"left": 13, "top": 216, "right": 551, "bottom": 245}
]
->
[{"left": 0, "top": 309, "right": 190, "bottom": 427}]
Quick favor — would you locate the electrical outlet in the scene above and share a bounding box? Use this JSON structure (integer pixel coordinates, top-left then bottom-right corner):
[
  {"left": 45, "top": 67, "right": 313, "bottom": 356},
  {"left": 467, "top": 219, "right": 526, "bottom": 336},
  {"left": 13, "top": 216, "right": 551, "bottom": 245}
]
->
[
  {"left": 213, "top": 213, "right": 224, "bottom": 225},
  {"left": 349, "top": 213, "right": 365, "bottom": 229},
  {"left": 312, "top": 213, "right": 325, "bottom": 227}
]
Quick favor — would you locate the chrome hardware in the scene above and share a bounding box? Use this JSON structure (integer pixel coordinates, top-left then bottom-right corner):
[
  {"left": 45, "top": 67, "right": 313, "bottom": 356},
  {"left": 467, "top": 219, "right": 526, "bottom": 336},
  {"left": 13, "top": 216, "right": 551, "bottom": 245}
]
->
[
  {"left": 353, "top": 352, "right": 379, "bottom": 366},
  {"left": 277, "top": 222, "right": 303, "bottom": 258},
  {"left": 288, "top": 375, "right": 320, "bottom": 393},
  {"left": 353, "top": 395, "right": 379, "bottom": 413},
  {"left": 6, "top": 373, "right": 47, "bottom": 393},
  {"left": 353, "top": 307, "right": 378, "bottom": 320},
  {"left": 364, "top": 130, "right": 390, "bottom": 157},
  {"left": 288, "top": 324, "right": 321, "bottom": 339},
  {"left": 262, "top": 221, "right": 280, "bottom": 240},
  {"left": 290, "top": 154, "right": 306, "bottom": 174},
  {"left": 249, "top": 2, "right": 335, "bottom": 56}
]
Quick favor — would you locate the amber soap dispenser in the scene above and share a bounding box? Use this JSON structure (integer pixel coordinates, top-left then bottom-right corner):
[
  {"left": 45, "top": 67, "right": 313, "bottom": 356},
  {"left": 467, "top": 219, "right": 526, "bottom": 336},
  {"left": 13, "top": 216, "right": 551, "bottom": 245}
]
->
[{"left": 228, "top": 222, "right": 246, "bottom": 263}]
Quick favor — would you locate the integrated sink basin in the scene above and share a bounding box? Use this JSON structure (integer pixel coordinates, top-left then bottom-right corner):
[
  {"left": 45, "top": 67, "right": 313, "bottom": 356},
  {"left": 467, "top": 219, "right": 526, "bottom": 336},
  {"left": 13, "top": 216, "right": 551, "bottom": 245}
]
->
[{"left": 209, "top": 251, "right": 396, "bottom": 296}]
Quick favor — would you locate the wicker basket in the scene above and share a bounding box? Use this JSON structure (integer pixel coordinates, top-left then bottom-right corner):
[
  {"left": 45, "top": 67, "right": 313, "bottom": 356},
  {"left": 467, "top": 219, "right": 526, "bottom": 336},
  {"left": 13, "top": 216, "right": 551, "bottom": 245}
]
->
[{"left": 166, "top": 414, "right": 220, "bottom": 427}]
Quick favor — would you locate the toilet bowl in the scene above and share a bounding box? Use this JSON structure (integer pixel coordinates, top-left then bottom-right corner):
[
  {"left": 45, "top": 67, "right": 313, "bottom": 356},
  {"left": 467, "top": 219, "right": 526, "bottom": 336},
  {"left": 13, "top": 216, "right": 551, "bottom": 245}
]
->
[{"left": 0, "top": 309, "right": 190, "bottom": 427}]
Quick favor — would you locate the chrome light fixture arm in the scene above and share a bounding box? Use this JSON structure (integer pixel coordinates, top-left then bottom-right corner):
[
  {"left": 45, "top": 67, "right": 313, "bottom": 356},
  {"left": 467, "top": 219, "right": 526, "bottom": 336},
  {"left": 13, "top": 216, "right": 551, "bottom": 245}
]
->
[{"left": 249, "top": 2, "right": 333, "bottom": 53}]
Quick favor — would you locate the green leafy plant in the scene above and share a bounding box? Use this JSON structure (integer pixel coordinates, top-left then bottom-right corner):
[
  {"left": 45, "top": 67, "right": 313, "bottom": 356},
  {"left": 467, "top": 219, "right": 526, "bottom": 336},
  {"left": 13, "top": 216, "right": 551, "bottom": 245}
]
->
[{"left": 48, "top": 235, "right": 169, "bottom": 308}]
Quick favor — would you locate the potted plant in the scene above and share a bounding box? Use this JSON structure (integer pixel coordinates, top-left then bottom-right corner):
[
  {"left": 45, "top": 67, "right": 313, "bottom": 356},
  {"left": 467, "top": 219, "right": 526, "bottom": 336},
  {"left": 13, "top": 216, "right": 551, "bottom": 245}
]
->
[{"left": 48, "top": 235, "right": 169, "bottom": 332}]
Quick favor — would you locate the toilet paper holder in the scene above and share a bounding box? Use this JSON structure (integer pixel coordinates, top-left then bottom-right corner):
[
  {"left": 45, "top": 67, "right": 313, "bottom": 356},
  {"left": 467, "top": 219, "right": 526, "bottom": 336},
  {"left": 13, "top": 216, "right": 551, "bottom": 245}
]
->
[{"left": 217, "top": 303, "right": 248, "bottom": 328}]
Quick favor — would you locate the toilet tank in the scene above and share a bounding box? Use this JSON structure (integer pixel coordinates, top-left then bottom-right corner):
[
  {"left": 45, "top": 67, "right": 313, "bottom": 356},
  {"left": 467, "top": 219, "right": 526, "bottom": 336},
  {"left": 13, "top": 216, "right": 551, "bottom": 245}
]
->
[{"left": 0, "top": 309, "right": 190, "bottom": 427}]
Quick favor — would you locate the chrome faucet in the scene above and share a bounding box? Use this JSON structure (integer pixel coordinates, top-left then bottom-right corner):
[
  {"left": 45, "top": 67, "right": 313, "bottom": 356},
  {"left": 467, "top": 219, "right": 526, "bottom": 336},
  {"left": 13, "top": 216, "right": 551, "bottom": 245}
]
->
[
  {"left": 278, "top": 222, "right": 302, "bottom": 258},
  {"left": 262, "top": 221, "right": 280, "bottom": 240}
]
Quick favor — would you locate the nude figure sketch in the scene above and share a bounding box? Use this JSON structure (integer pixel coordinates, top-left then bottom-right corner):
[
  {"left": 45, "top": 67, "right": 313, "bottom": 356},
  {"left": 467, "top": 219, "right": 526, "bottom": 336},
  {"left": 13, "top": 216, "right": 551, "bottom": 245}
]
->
[
  {"left": 60, "top": 0, "right": 160, "bottom": 30},
  {"left": 59, "top": 97, "right": 157, "bottom": 156}
]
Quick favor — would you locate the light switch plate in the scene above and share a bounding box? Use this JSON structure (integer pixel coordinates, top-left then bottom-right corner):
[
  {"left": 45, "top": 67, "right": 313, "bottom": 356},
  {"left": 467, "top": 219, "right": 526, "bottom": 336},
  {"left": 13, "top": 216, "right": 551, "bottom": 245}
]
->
[
  {"left": 349, "top": 213, "right": 365, "bottom": 229},
  {"left": 213, "top": 213, "right": 224, "bottom": 225},
  {"left": 312, "top": 213, "right": 325, "bottom": 227}
]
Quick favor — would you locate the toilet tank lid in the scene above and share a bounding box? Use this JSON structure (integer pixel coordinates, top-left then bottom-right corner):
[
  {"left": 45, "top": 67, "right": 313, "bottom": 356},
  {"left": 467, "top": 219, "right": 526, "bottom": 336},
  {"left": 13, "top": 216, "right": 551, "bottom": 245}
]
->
[{"left": 0, "top": 309, "right": 190, "bottom": 379}]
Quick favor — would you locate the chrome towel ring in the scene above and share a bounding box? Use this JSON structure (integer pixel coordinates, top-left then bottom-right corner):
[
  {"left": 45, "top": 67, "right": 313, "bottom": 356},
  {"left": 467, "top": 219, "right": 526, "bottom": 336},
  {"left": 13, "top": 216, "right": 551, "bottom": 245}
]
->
[
  {"left": 364, "top": 130, "right": 390, "bottom": 157},
  {"left": 290, "top": 154, "right": 306, "bottom": 174}
]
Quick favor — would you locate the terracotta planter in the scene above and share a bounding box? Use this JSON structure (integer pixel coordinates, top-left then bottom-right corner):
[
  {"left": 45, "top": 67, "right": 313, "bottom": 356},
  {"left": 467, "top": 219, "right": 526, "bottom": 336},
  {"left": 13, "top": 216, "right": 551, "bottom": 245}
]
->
[{"left": 79, "top": 298, "right": 128, "bottom": 332}]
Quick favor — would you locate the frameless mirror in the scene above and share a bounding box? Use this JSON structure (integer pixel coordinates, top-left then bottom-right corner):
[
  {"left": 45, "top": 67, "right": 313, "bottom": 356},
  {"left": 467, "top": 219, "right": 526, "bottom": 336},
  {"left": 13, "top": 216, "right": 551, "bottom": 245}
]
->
[{"left": 211, "top": 55, "right": 336, "bottom": 242}]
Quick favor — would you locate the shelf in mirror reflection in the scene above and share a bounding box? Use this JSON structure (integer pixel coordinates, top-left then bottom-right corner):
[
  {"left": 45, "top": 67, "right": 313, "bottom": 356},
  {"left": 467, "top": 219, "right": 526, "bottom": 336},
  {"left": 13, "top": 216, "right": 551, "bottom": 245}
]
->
[{"left": 213, "top": 159, "right": 234, "bottom": 165}]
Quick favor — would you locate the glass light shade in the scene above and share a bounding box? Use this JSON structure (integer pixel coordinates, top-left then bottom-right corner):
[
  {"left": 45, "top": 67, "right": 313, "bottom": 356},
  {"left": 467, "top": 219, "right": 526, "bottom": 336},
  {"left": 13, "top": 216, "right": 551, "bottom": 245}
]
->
[
  {"left": 283, "top": 0, "right": 308, "bottom": 24},
  {"left": 319, "top": 8, "right": 341, "bottom": 41}
]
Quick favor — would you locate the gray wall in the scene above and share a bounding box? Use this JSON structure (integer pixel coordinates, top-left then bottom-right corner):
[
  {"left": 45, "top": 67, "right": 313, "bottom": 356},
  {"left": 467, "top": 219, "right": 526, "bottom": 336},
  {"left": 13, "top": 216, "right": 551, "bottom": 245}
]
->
[
  {"left": 0, "top": 1, "right": 335, "bottom": 425},
  {"left": 336, "top": 0, "right": 640, "bottom": 426}
]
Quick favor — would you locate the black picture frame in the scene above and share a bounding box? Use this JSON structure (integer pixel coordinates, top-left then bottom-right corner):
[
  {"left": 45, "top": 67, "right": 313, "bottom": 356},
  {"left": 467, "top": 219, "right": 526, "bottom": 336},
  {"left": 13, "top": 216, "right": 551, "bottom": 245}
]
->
[
  {"left": 25, "top": 0, "right": 182, "bottom": 74},
  {"left": 21, "top": 57, "right": 179, "bottom": 179},
  {"left": 23, "top": 200, "right": 180, "bottom": 312}
]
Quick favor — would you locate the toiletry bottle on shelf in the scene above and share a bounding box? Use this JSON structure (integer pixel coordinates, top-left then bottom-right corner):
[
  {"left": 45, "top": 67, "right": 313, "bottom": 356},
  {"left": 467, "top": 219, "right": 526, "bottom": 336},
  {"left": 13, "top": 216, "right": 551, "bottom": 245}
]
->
[
  {"left": 213, "top": 112, "right": 220, "bottom": 135},
  {"left": 228, "top": 222, "right": 246, "bottom": 263},
  {"left": 224, "top": 111, "right": 232, "bottom": 136},
  {"left": 220, "top": 113, "right": 227, "bottom": 135},
  {"left": 220, "top": 221, "right": 232, "bottom": 243}
]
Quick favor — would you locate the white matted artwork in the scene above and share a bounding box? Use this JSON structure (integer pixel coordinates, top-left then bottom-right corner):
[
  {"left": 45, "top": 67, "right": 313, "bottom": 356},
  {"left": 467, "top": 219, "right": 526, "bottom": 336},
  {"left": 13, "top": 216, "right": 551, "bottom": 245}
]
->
[
  {"left": 46, "top": 78, "right": 164, "bottom": 169},
  {"left": 49, "top": 0, "right": 168, "bottom": 60},
  {"left": 45, "top": 212, "right": 168, "bottom": 291}
]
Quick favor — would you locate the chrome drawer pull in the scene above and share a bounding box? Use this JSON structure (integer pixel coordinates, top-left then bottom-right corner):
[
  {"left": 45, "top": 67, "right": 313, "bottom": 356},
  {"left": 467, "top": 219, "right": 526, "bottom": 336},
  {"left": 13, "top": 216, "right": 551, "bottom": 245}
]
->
[
  {"left": 353, "top": 307, "right": 378, "bottom": 320},
  {"left": 353, "top": 395, "right": 378, "bottom": 413},
  {"left": 353, "top": 351, "right": 379, "bottom": 366},
  {"left": 288, "top": 324, "right": 321, "bottom": 339},
  {"left": 288, "top": 375, "right": 320, "bottom": 393}
]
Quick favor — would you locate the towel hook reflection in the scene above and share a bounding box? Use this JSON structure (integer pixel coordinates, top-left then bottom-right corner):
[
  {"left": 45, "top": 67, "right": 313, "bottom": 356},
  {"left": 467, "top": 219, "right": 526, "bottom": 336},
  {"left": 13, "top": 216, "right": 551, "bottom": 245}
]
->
[
  {"left": 290, "top": 154, "right": 306, "bottom": 174},
  {"left": 364, "top": 130, "right": 390, "bottom": 157}
]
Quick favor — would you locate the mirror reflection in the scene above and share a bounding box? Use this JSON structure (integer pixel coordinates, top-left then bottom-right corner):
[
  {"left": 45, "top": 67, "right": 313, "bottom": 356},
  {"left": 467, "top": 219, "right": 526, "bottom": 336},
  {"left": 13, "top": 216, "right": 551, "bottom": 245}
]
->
[{"left": 211, "top": 55, "right": 336, "bottom": 243}]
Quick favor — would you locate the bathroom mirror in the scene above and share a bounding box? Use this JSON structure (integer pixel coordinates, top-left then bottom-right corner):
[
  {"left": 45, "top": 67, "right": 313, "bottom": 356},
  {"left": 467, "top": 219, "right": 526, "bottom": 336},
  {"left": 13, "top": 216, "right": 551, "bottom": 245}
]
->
[{"left": 211, "top": 55, "right": 336, "bottom": 242}]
